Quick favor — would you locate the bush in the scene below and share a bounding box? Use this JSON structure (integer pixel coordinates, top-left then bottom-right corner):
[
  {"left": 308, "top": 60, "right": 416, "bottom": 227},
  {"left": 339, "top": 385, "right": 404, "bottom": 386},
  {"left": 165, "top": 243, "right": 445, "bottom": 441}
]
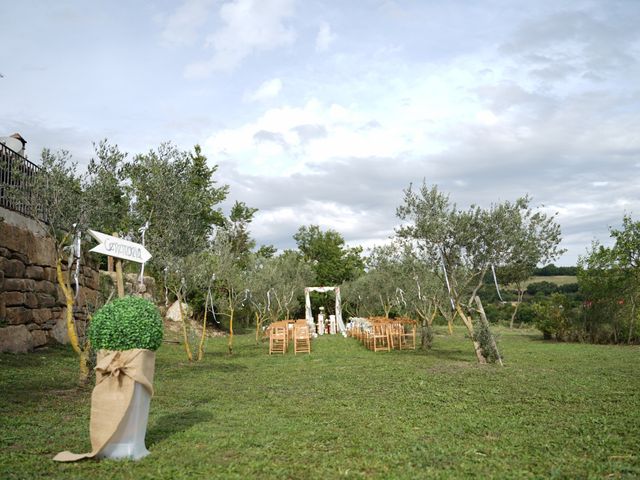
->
[
  {"left": 89, "top": 296, "right": 164, "bottom": 351},
  {"left": 527, "top": 281, "right": 559, "bottom": 296}
]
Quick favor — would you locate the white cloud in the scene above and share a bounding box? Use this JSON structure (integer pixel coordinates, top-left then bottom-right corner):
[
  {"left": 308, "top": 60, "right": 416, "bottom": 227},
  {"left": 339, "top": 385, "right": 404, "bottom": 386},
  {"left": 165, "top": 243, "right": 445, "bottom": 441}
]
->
[
  {"left": 161, "top": 0, "right": 215, "bottom": 47},
  {"left": 315, "top": 22, "right": 336, "bottom": 52},
  {"left": 185, "top": 0, "right": 295, "bottom": 77},
  {"left": 244, "top": 78, "right": 283, "bottom": 102}
]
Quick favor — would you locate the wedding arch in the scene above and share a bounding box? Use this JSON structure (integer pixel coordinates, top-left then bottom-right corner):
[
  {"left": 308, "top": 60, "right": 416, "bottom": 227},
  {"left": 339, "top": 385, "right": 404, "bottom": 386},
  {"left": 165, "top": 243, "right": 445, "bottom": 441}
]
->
[{"left": 304, "top": 286, "right": 346, "bottom": 335}]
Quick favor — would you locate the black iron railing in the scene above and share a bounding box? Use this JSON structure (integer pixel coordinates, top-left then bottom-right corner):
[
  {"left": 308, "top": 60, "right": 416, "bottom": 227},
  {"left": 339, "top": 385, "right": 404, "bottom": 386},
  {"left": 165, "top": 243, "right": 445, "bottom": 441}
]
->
[{"left": 0, "top": 143, "right": 45, "bottom": 220}]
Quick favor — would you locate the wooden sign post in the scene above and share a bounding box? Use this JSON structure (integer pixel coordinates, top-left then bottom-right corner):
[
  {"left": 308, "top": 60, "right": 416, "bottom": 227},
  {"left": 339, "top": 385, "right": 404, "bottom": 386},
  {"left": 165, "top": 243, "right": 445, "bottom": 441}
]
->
[{"left": 88, "top": 230, "right": 152, "bottom": 298}]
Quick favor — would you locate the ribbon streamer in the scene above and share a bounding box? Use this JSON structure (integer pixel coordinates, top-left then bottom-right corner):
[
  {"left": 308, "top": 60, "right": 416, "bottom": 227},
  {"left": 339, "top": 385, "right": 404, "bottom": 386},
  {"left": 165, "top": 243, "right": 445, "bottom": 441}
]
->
[
  {"left": 138, "top": 221, "right": 149, "bottom": 285},
  {"left": 491, "top": 264, "right": 505, "bottom": 302},
  {"left": 439, "top": 246, "right": 456, "bottom": 310}
]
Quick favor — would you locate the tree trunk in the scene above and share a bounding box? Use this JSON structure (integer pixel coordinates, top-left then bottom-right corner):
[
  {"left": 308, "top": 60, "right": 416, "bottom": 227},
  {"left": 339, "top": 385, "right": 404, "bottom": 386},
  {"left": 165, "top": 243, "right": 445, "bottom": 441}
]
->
[
  {"left": 438, "top": 305, "right": 455, "bottom": 335},
  {"left": 455, "top": 303, "right": 487, "bottom": 364},
  {"left": 255, "top": 312, "right": 262, "bottom": 344},
  {"left": 474, "top": 295, "right": 503, "bottom": 366},
  {"left": 56, "top": 258, "right": 89, "bottom": 383},
  {"left": 197, "top": 301, "right": 209, "bottom": 362},
  {"left": 629, "top": 297, "right": 636, "bottom": 344},
  {"left": 228, "top": 307, "right": 234, "bottom": 355},
  {"left": 113, "top": 233, "right": 125, "bottom": 298},
  {"left": 510, "top": 290, "right": 524, "bottom": 329},
  {"left": 177, "top": 291, "right": 193, "bottom": 362},
  {"left": 420, "top": 309, "right": 437, "bottom": 349}
]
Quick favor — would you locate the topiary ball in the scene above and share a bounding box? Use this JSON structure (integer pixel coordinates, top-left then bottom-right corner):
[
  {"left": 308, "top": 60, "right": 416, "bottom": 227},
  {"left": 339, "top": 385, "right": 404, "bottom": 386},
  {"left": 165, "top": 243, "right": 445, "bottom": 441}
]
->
[{"left": 89, "top": 296, "right": 164, "bottom": 351}]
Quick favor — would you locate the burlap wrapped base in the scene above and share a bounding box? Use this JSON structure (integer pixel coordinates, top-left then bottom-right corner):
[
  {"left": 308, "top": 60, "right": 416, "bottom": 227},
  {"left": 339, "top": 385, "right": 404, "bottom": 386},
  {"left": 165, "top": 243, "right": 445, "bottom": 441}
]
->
[{"left": 54, "top": 349, "right": 155, "bottom": 462}]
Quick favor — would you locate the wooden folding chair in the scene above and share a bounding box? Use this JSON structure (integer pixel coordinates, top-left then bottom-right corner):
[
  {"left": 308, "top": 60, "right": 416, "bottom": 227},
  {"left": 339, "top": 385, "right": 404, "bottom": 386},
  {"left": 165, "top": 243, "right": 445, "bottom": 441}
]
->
[
  {"left": 371, "top": 322, "right": 390, "bottom": 352},
  {"left": 269, "top": 325, "right": 287, "bottom": 355},
  {"left": 398, "top": 318, "right": 417, "bottom": 350},
  {"left": 294, "top": 324, "right": 311, "bottom": 355}
]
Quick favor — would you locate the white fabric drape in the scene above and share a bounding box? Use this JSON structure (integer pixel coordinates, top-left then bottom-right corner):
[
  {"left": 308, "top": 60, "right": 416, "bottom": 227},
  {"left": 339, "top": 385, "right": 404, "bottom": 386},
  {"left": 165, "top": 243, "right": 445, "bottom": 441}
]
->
[{"left": 304, "top": 286, "right": 345, "bottom": 335}]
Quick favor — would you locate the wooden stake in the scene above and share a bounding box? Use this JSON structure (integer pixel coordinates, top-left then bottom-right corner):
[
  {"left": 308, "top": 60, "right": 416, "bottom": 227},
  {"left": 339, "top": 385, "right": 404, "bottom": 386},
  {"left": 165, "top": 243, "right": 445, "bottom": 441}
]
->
[{"left": 113, "top": 232, "right": 125, "bottom": 298}]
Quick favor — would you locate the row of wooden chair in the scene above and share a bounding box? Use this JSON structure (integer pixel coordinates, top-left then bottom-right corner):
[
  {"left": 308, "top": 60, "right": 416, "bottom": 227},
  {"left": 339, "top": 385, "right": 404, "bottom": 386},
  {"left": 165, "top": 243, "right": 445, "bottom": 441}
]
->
[
  {"left": 269, "top": 320, "right": 311, "bottom": 355},
  {"left": 350, "top": 317, "right": 417, "bottom": 352}
]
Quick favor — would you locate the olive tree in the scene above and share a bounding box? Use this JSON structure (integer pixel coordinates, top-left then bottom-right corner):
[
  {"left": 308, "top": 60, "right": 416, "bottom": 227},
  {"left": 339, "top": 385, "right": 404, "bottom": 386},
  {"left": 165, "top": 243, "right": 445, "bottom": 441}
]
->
[
  {"left": 396, "top": 183, "right": 563, "bottom": 364},
  {"left": 9, "top": 149, "right": 90, "bottom": 382},
  {"left": 578, "top": 215, "right": 640, "bottom": 344}
]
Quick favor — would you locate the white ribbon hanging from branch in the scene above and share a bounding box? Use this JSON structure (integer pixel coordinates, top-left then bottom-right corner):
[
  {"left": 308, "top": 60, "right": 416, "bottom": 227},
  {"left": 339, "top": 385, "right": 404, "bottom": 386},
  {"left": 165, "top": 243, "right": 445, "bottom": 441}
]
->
[
  {"left": 72, "top": 227, "right": 81, "bottom": 300},
  {"left": 491, "top": 264, "right": 505, "bottom": 303},
  {"left": 439, "top": 246, "right": 456, "bottom": 311},
  {"left": 138, "top": 221, "right": 149, "bottom": 286},
  {"left": 206, "top": 274, "right": 219, "bottom": 324},
  {"left": 396, "top": 287, "right": 407, "bottom": 308}
]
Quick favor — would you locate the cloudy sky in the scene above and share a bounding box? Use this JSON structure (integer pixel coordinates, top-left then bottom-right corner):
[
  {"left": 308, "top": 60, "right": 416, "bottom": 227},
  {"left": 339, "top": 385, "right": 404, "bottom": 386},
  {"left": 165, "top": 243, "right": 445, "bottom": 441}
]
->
[{"left": 2, "top": 0, "right": 639, "bottom": 265}]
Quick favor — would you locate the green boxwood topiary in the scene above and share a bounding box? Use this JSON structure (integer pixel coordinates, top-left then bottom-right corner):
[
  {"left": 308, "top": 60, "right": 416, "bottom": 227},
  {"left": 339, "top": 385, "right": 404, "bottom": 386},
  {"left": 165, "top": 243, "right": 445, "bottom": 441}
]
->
[{"left": 89, "top": 296, "right": 163, "bottom": 351}]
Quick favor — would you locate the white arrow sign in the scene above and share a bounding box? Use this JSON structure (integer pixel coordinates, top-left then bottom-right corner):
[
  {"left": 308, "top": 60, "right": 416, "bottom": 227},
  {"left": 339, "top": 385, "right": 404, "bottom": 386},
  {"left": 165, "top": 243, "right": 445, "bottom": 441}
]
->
[{"left": 88, "top": 229, "right": 152, "bottom": 264}]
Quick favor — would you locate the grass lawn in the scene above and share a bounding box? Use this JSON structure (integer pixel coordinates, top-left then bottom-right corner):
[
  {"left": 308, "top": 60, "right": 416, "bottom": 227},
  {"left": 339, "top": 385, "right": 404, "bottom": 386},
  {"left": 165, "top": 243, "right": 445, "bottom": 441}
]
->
[{"left": 1, "top": 327, "right": 639, "bottom": 479}]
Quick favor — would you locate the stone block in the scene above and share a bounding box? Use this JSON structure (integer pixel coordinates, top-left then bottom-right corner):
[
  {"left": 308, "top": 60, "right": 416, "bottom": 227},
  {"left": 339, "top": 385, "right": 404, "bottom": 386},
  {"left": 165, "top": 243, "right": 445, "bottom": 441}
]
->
[
  {"left": 6, "top": 307, "right": 33, "bottom": 325},
  {"left": 24, "top": 292, "right": 38, "bottom": 308},
  {"left": 3, "top": 278, "right": 35, "bottom": 292},
  {"left": 31, "top": 309, "right": 52, "bottom": 324},
  {"left": 2, "top": 291, "right": 25, "bottom": 307},
  {"left": 25, "top": 265, "right": 44, "bottom": 280},
  {"left": 84, "top": 272, "right": 99, "bottom": 290},
  {"left": 34, "top": 280, "right": 56, "bottom": 295},
  {"left": 0, "top": 269, "right": 4, "bottom": 289},
  {"left": 43, "top": 267, "right": 57, "bottom": 282},
  {"left": 2, "top": 258, "right": 26, "bottom": 278},
  {"left": 26, "top": 322, "right": 39, "bottom": 331},
  {"left": 31, "top": 330, "right": 47, "bottom": 348},
  {"left": 0, "top": 325, "right": 34, "bottom": 353},
  {"left": 9, "top": 251, "right": 29, "bottom": 265},
  {"left": 50, "top": 315, "right": 69, "bottom": 344},
  {"left": 36, "top": 293, "right": 56, "bottom": 308},
  {"left": 0, "top": 247, "right": 9, "bottom": 257},
  {"left": 1, "top": 222, "right": 56, "bottom": 267}
]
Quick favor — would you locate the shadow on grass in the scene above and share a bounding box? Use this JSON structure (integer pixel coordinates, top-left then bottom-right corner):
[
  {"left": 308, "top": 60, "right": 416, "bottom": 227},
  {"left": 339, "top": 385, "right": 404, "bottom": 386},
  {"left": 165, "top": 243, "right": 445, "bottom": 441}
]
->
[
  {"left": 146, "top": 409, "right": 213, "bottom": 446},
  {"left": 427, "top": 347, "right": 474, "bottom": 363}
]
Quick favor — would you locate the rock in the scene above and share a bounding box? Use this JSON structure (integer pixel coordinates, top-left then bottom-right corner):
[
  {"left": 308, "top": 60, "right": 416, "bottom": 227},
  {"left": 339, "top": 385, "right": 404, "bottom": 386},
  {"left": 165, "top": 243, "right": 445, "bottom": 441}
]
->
[
  {"left": 2, "top": 258, "right": 26, "bottom": 278},
  {"left": 50, "top": 316, "right": 69, "bottom": 344},
  {"left": 36, "top": 293, "right": 56, "bottom": 308},
  {"left": 34, "top": 280, "right": 56, "bottom": 295},
  {"left": 31, "top": 309, "right": 52, "bottom": 324},
  {"left": 43, "top": 267, "right": 57, "bottom": 283},
  {"left": 0, "top": 269, "right": 4, "bottom": 289},
  {"left": 0, "top": 325, "right": 34, "bottom": 353},
  {"left": 165, "top": 300, "right": 191, "bottom": 322},
  {"left": 24, "top": 292, "right": 38, "bottom": 308},
  {"left": 31, "top": 330, "right": 47, "bottom": 348},
  {"left": 3, "top": 278, "right": 35, "bottom": 292},
  {"left": 9, "top": 251, "right": 29, "bottom": 265},
  {"left": 0, "top": 222, "right": 56, "bottom": 266},
  {"left": 2, "top": 291, "right": 25, "bottom": 307},
  {"left": 25, "top": 265, "right": 44, "bottom": 280},
  {"left": 6, "top": 307, "right": 33, "bottom": 325}
]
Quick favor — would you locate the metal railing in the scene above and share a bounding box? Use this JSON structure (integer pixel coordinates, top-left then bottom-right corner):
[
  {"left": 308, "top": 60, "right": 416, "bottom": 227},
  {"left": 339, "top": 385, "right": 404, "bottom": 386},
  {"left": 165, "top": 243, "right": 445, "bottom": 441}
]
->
[{"left": 0, "top": 143, "right": 45, "bottom": 220}]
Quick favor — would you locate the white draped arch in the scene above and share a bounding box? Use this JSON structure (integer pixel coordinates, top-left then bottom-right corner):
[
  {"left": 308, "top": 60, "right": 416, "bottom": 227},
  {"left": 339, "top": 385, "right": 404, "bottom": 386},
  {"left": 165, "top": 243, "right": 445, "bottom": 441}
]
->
[{"left": 304, "top": 286, "right": 346, "bottom": 335}]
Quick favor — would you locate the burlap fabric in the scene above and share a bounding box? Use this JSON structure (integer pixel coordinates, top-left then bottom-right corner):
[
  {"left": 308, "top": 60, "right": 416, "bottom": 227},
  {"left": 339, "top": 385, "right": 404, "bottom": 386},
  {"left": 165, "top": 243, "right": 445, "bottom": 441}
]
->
[{"left": 53, "top": 349, "right": 155, "bottom": 462}]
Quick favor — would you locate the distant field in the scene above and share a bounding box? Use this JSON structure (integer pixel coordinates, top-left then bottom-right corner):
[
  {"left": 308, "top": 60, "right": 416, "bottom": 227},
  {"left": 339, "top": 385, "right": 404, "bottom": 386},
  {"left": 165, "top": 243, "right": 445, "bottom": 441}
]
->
[{"left": 523, "top": 275, "right": 578, "bottom": 287}]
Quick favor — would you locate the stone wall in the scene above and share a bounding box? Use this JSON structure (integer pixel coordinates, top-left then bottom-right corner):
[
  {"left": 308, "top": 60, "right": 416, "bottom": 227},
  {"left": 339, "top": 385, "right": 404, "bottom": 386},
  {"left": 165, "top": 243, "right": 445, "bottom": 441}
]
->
[{"left": 0, "top": 208, "right": 100, "bottom": 353}]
